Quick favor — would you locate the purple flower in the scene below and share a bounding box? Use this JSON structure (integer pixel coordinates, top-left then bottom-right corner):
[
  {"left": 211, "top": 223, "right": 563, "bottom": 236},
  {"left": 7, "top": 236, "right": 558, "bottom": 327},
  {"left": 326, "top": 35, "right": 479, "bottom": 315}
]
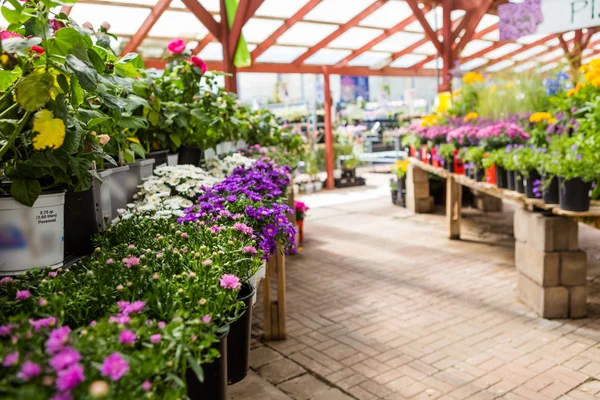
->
[
  {"left": 49, "top": 347, "right": 81, "bottom": 371},
  {"left": 119, "top": 330, "right": 136, "bottom": 345},
  {"left": 46, "top": 327, "right": 71, "bottom": 354},
  {"left": 2, "top": 351, "right": 18, "bottom": 367},
  {"left": 29, "top": 317, "right": 57, "bottom": 332},
  {"left": 50, "top": 392, "right": 72, "bottom": 400},
  {"left": 99, "top": 353, "right": 129, "bottom": 381},
  {"left": 202, "top": 315, "right": 212, "bottom": 324},
  {"left": 122, "top": 256, "right": 140, "bottom": 268},
  {"left": 0, "top": 324, "right": 16, "bottom": 336},
  {"left": 142, "top": 381, "right": 152, "bottom": 391},
  {"left": 219, "top": 274, "right": 241, "bottom": 290},
  {"left": 157, "top": 321, "right": 166, "bottom": 329},
  {"left": 0, "top": 277, "right": 12, "bottom": 285},
  {"left": 56, "top": 363, "right": 85, "bottom": 391},
  {"left": 243, "top": 246, "right": 257, "bottom": 255},
  {"left": 16, "top": 290, "right": 31, "bottom": 301},
  {"left": 108, "top": 314, "right": 130, "bottom": 325},
  {"left": 116, "top": 301, "right": 146, "bottom": 315},
  {"left": 150, "top": 334, "right": 161, "bottom": 344},
  {"left": 17, "top": 361, "right": 41, "bottom": 381}
]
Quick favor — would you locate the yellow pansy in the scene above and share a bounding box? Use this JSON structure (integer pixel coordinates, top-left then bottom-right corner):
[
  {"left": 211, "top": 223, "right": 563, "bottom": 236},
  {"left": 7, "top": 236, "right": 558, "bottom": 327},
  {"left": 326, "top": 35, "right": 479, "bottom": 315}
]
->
[
  {"left": 505, "top": 82, "right": 515, "bottom": 89},
  {"left": 589, "top": 58, "right": 600, "bottom": 68},
  {"left": 32, "top": 109, "right": 66, "bottom": 150},
  {"left": 464, "top": 112, "right": 478, "bottom": 122},
  {"left": 463, "top": 72, "right": 485, "bottom": 85},
  {"left": 420, "top": 114, "right": 439, "bottom": 127},
  {"left": 396, "top": 159, "right": 408, "bottom": 173},
  {"left": 529, "top": 112, "right": 552, "bottom": 123},
  {"left": 592, "top": 76, "right": 600, "bottom": 88}
]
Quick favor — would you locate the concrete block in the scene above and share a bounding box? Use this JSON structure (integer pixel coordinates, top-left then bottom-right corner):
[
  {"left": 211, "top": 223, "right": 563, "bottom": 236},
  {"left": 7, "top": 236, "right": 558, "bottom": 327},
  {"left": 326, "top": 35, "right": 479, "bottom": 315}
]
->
[
  {"left": 517, "top": 272, "right": 569, "bottom": 319},
  {"left": 513, "top": 210, "right": 578, "bottom": 252},
  {"left": 411, "top": 196, "right": 434, "bottom": 213},
  {"left": 560, "top": 251, "right": 587, "bottom": 287},
  {"left": 569, "top": 286, "right": 588, "bottom": 318},
  {"left": 413, "top": 182, "right": 430, "bottom": 199},
  {"left": 407, "top": 164, "right": 429, "bottom": 184},
  {"left": 515, "top": 241, "right": 560, "bottom": 287},
  {"left": 513, "top": 208, "right": 532, "bottom": 243},
  {"left": 475, "top": 195, "right": 503, "bottom": 212}
]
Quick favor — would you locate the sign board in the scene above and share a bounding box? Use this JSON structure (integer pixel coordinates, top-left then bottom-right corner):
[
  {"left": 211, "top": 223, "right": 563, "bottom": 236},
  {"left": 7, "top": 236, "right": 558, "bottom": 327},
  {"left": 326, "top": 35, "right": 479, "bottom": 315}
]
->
[
  {"left": 499, "top": 0, "right": 600, "bottom": 41},
  {"left": 340, "top": 76, "right": 369, "bottom": 103}
]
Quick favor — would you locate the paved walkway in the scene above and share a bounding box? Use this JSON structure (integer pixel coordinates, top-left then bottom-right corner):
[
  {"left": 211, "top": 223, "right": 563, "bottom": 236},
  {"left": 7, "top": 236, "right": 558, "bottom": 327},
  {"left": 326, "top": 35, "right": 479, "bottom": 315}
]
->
[{"left": 242, "top": 175, "right": 600, "bottom": 400}]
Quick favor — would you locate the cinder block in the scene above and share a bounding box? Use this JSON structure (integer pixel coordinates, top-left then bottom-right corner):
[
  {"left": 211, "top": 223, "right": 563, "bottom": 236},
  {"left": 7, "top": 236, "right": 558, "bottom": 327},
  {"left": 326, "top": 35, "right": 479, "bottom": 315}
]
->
[
  {"left": 412, "top": 196, "right": 434, "bottom": 213},
  {"left": 513, "top": 211, "right": 578, "bottom": 252},
  {"left": 513, "top": 208, "right": 532, "bottom": 243},
  {"left": 560, "top": 251, "right": 587, "bottom": 287},
  {"left": 407, "top": 164, "right": 429, "bottom": 184},
  {"left": 569, "top": 286, "right": 588, "bottom": 318},
  {"left": 475, "top": 195, "right": 503, "bottom": 212},
  {"left": 515, "top": 241, "right": 560, "bottom": 287},
  {"left": 517, "top": 272, "right": 569, "bottom": 319},
  {"left": 413, "top": 182, "right": 430, "bottom": 199}
]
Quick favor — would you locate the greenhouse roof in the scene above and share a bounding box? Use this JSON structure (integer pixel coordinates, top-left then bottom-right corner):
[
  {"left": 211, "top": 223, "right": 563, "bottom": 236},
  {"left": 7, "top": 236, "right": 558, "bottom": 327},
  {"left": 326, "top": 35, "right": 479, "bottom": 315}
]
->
[{"left": 36, "top": 0, "right": 600, "bottom": 77}]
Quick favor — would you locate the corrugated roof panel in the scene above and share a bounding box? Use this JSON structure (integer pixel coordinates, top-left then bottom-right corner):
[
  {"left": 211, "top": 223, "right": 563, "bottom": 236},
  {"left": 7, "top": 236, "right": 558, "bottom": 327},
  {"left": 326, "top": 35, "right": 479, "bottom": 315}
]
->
[
  {"left": 277, "top": 22, "right": 338, "bottom": 46},
  {"left": 304, "top": 0, "right": 378, "bottom": 24},
  {"left": 257, "top": 45, "right": 309, "bottom": 63},
  {"left": 372, "top": 32, "right": 423, "bottom": 52},
  {"left": 304, "top": 48, "right": 352, "bottom": 65},
  {"left": 328, "top": 27, "right": 383, "bottom": 50}
]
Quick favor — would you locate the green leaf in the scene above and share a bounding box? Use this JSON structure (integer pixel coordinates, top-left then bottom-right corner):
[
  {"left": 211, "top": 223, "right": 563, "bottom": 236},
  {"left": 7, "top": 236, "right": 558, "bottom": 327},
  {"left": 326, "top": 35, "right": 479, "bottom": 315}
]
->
[
  {"left": 65, "top": 54, "right": 98, "bottom": 91},
  {"left": 11, "top": 178, "right": 41, "bottom": 207},
  {"left": 49, "top": 27, "right": 83, "bottom": 56},
  {"left": 0, "top": 68, "right": 21, "bottom": 91},
  {"left": 186, "top": 354, "right": 204, "bottom": 383},
  {"left": 170, "top": 133, "right": 181, "bottom": 148},
  {"left": 130, "top": 142, "right": 145, "bottom": 159},
  {"left": 15, "top": 71, "right": 54, "bottom": 111},
  {"left": 123, "top": 148, "right": 135, "bottom": 163},
  {"left": 1, "top": 6, "right": 28, "bottom": 24},
  {"left": 70, "top": 77, "right": 84, "bottom": 108},
  {"left": 148, "top": 110, "right": 159, "bottom": 126},
  {"left": 46, "top": 149, "right": 70, "bottom": 174},
  {"left": 87, "top": 48, "right": 105, "bottom": 73},
  {"left": 117, "top": 116, "right": 148, "bottom": 130},
  {"left": 56, "top": 74, "right": 69, "bottom": 93},
  {"left": 118, "top": 52, "right": 144, "bottom": 68},
  {"left": 114, "top": 62, "right": 141, "bottom": 78},
  {"left": 88, "top": 117, "right": 111, "bottom": 128}
]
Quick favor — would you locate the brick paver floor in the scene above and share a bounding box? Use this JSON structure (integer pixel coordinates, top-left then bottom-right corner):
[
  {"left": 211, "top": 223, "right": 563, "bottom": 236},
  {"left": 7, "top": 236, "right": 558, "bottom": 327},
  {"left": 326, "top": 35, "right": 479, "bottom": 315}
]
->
[{"left": 251, "top": 179, "right": 600, "bottom": 400}]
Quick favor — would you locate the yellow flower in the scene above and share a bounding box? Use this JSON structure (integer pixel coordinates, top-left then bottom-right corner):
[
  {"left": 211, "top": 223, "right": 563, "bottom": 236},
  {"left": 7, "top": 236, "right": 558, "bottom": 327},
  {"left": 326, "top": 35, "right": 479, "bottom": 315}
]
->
[
  {"left": 463, "top": 72, "right": 484, "bottom": 85},
  {"left": 567, "top": 83, "right": 583, "bottom": 97},
  {"left": 548, "top": 118, "right": 557, "bottom": 124},
  {"left": 464, "top": 112, "right": 478, "bottom": 122},
  {"left": 529, "top": 112, "right": 552, "bottom": 123},
  {"left": 592, "top": 76, "right": 600, "bottom": 88},
  {"left": 580, "top": 64, "right": 591, "bottom": 74},
  {"left": 505, "top": 82, "right": 515, "bottom": 89},
  {"left": 396, "top": 160, "right": 408, "bottom": 172},
  {"left": 589, "top": 58, "right": 600, "bottom": 69},
  {"left": 32, "top": 109, "right": 66, "bottom": 151},
  {"left": 420, "top": 114, "right": 439, "bottom": 127},
  {"left": 452, "top": 88, "right": 462, "bottom": 98}
]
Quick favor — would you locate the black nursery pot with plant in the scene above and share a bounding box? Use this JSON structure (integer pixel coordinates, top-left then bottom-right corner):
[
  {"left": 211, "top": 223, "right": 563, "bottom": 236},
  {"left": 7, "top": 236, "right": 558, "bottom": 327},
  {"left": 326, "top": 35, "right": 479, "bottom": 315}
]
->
[
  {"left": 543, "top": 176, "right": 559, "bottom": 204},
  {"left": 559, "top": 176, "right": 592, "bottom": 212},
  {"left": 475, "top": 168, "right": 485, "bottom": 182},
  {"left": 146, "top": 150, "right": 169, "bottom": 168},
  {"left": 507, "top": 170, "right": 516, "bottom": 191},
  {"left": 64, "top": 188, "right": 98, "bottom": 260},
  {"left": 178, "top": 145, "right": 204, "bottom": 167},
  {"left": 187, "top": 326, "right": 229, "bottom": 400},
  {"left": 495, "top": 165, "right": 508, "bottom": 189},
  {"left": 516, "top": 172, "right": 525, "bottom": 194},
  {"left": 227, "top": 283, "right": 256, "bottom": 385},
  {"left": 524, "top": 170, "right": 541, "bottom": 199}
]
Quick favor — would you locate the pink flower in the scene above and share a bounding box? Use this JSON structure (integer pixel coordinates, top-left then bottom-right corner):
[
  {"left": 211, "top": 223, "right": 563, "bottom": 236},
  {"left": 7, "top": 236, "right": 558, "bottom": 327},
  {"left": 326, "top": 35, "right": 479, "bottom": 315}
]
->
[
  {"left": 38, "top": 298, "right": 48, "bottom": 307},
  {"left": 233, "top": 223, "right": 253, "bottom": 235},
  {"left": 157, "top": 321, "right": 166, "bottom": 329},
  {"left": 56, "top": 363, "right": 84, "bottom": 391},
  {"left": 89, "top": 321, "right": 96, "bottom": 327},
  {"left": 17, "top": 361, "right": 41, "bottom": 381},
  {"left": 49, "top": 347, "right": 81, "bottom": 371},
  {"left": 16, "top": 290, "right": 31, "bottom": 301},
  {"left": 219, "top": 274, "right": 241, "bottom": 290},
  {"left": 49, "top": 19, "right": 64, "bottom": 33},
  {"left": 180, "top": 232, "right": 188, "bottom": 238},
  {"left": 106, "top": 258, "right": 113, "bottom": 265},
  {"left": 202, "top": 315, "right": 211, "bottom": 324},
  {"left": 128, "top": 244, "right": 136, "bottom": 249},
  {"left": 122, "top": 256, "right": 140, "bottom": 268},
  {"left": 31, "top": 45, "right": 45, "bottom": 54},
  {"left": 45, "top": 327, "right": 71, "bottom": 354},
  {"left": 202, "top": 259, "right": 213, "bottom": 266},
  {"left": 167, "top": 38, "right": 186, "bottom": 54},
  {"left": 119, "top": 330, "right": 136, "bottom": 345},
  {"left": 29, "top": 317, "right": 57, "bottom": 332},
  {"left": 108, "top": 314, "right": 130, "bottom": 325},
  {"left": 0, "top": 324, "right": 16, "bottom": 336},
  {"left": 243, "top": 246, "right": 257, "bottom": 255},
  {"left": 0, "top": 30, "right": 21, "bottom": 40},
  {"left": 0, "top": 277, "right": 12, "bottom": 285},
  {"left": 142, "top": 380, "right": 152, "bottom": 391},
  {"left": 116, "top": 301, "right": 146, "bottom": 315},
  {"left": 2, "top": 351, "right": 18, "bottom": 367},
  {"left": 48, "top": 271, "right": 58, "bottom": 278},
  {"left": 150, "top": 334, "right": 161, "bottom": 344},
  {"left": 189, "top": 56, "right": 207, "bottom": 74},
  {"left": 99, "top": 353, "right": 129, "bottom": 381}
]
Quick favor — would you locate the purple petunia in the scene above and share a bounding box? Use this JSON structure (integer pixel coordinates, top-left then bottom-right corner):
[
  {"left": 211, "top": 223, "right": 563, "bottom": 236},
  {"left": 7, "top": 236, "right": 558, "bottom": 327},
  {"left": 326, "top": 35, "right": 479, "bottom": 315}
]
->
[
  {"left": 49, "top": 347, "right": 81, "bottom": 371},
  {"left": 17, "top": 361, "right": 41, "bottom": 381},
  {"left": 99, "top": 353, "right": 129, "bottom": 381},
  {"left": 56, "top": 363, "right": 85, "bottom": 391},
  {"left": 16, "top": 290, "right": 31, "bottom": 301}
]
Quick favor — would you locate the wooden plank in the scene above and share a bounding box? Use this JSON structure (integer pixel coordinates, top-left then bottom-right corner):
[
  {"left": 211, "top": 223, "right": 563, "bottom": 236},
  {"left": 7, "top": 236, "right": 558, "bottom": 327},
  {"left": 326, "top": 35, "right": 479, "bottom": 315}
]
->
[
  {"left": 276, "top": 249, "right": 286, "bottom": 340},
  {"left": 262, "top": 255, "right": 273, "bottom": 340},
  {"left": 405, "top": 0, "right": 443, "bottom": 54},
  {"left": 447, "top": 175, "right": 462, "bottom": 240},
  {"left": 181, "top": 0, "right": 221, "bottom": 38},
  {"left": 121, "top": 0, "right": 172, "bottom": 55}
]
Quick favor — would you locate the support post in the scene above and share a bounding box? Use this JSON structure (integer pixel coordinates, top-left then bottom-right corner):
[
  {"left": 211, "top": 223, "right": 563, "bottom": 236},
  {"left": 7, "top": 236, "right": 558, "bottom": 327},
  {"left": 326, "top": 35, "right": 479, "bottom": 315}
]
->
[
  {"left": 323, "top": 67, "right": 335, "bottom": 190},
  {"left": 220, "top": 0, "right": 238, "bottom": 93},
  {"left": 446, "top": 175, "right": 462, "bottom": 240},
  {"left": 440, "top": 0, "right": 453, "bottom": 93},
  {"left": 262, "top": 248, "right": 287, "bottom": 341}
]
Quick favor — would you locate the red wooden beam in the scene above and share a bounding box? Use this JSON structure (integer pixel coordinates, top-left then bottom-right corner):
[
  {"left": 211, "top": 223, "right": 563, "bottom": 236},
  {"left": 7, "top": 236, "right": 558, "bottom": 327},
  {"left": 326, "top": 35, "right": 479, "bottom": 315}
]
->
[
  {"left": 228, "top": 0, "right": 250, "bottom": 59},
  {"left": 142, "top": 59, "right": 439, "bottom": 76},
  {"left": 251, "top": 0, "right": 322, "bottom": 62},
  {"left": 323, "top": 67, "right": 334, "bottom": 190},
  {"left": 405, "top": 0, "right": 443, "bottom": 55},
  {"left": 477, "top": 34, "right": 555, "bottom": 70},
  {"left": 220, "top": 0, "right": 237, "bottom": 93},
  {"left": 181, "top": 0, "right": 221, "bottom": 38},
  {"left": 121, "top": 0, "right": 172, "bottom": 55},
  {"left": 246, "top": 0, "right": 264, "bottom": 21},
  {"left": 451, "top": 10, "right": 472, "bottom": 42},
  {"left": 334, "top": 5, "right": 432, "bottom": 69},
  {"left": 460, "top": 41, "right": 506, "bottom": 63},
  {"left": 439, "top": 0, "right": 453, "bottom": 92},
  {"left": 192, "top": 33, "right": 215, "bottom": 55},
  {"left": 452, "top": 0, "right": 494, "bottom": 58},
  {"left": 293, "top": 0, "right": 388, "bottom": 65},
  {"left": 471, "top": 23, "right": 498, "bottom": 41}
]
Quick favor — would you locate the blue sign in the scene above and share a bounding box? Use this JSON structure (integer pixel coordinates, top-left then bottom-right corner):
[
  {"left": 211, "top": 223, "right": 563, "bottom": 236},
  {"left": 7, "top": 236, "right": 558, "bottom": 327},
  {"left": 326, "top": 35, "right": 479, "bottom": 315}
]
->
[{"left": 340, "top": 76, "right": 369, "bottom": 103}]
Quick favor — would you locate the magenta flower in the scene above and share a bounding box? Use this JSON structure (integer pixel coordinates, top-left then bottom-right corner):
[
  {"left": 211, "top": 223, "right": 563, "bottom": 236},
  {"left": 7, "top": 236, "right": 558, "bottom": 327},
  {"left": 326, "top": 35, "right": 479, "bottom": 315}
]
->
[
  {"left": 56, "top": 363, "right": 85, "bottom": 391},
  {"left": 2, "top": 351, "right": 18, "bottom": 367},
  {"left": 189, "top": 56, "right": 208, "bottom": 74},
  {"left": 142, "top": 380, "right": 152, "bottom": 391},
  {"left": 29, "top": 317, "right": 57, "bottom": 332},
  {"left": 233, "top": 223, "right": 253, "bottom": 235},
  {"left": 219, "top": 274, "right": 241, "bottom": 290},
  {"left": 49, "top": 347, "right": 81, "bottom": 371},
  {"left": 122, "top": 256, "right": 140, "bottom": 268},
  {"left": 45, "top": 326, "right": 71, "bottom": 354},
  {"left": 0, "top": 324, "right": 16, "bottom": 336},
  {"left": 17, "top": 361, "right": 41, "bottom": 381},
  {"left": 202, "top": 259, "right": 213, "bottom": 266},
  {"left": 106, "top": 258, "right": 113, "bottom": 265},
  {"left": 243, "top": 246, "right": 257, "bottom": 255},
  {"left": 0, "top": 31, "right": 21, "bottom": 40},
  {"left": 116, "top": 300, "right": 146, "bottom": 315},
  {"left": 50, "top": 392, "right": 73, "bottom": 400},
  {"left": 150, "top": 334, "right": 161, "bottom": 344},
  {"left": 48, "top": 272, "right": 58, "bottom": 278},
  {"left": 181, "top": 232, "right": 188, "bottom": 238},
  {"left": 157, "top": 321, "right": 166, "bottom": 329},
  {"left": 89, "top": 321, "right": 96, "bottom": 327},
  {"left": 202, "top": 315, "right": 212, "bottom": 324},
  {"left": 0, "top": 277, "right": 12, "bottom": 284},
  {"left": 16, "top": 290, "right": 31, "bottom": 301},
  {"left": 119, "top": 330, "right": 136, "bottom": 345},
  {"left": 167, "top": 38, "right": 185, "bottom": 54},
  {"left": 99, "top": 353, "right": 129, "bottom": 381},
  {"left": 109, "top": 314, "right": 130, "bottom": 325}
]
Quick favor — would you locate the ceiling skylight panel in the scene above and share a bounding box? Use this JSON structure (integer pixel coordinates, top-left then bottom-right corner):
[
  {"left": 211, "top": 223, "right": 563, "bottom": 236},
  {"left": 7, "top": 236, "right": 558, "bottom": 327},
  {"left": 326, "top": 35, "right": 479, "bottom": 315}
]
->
[
  {"left": 198, "top": 42, "right": 224, "bottom": 61},
  {"left": 539, "top": 48, "right": 564, "bottom": 62},
  {"left": 242, "top": 19, "right": 283, "bottom": 43},
  {"left": 359, "top": 1, "right": 412, "bottom": 29},
  {"left": 422, "top": 58, "right": 443, "bottom": 69},
  {"left": 171, "top": 0, "right": 219, "bottom": 12},
  {"left": 372, "top": 32, "right": 423, "bottom": 52},
  {"left": 348, "top": 51, "right": 390, "bottom": 67},
  {"left": 538, "top": 62, "right": 559, "bottom": 73},
  {"left": 390, "top": 54, "right": 427, "bottom": 68},
  {"left": 461, "top": 40, "right": 493, "bottom": 57},
  {"left": 304, "top": 0, "right": 378, "bottom": 24},
  {"left": 277, "top": 22, "right": 338, "bottom": 46},
  {"left": 413, "top": 42, "right": 437, "bottom": 55},
  {"left": 149, "top": 11, "right": 208, "bottom": 39},
  {"left": 255, "top": 0, "right": 310, "bottom": 18},
  {"left": 486, "top": 60, "right": 514, "bottom": 72},
  {"left": 483, "top": 43, "right": 522, "bottom": 58},
  {"left": 328, "top": 27, "right": 383, "bottom": 50},
  {"left": 460, "top": 58, "right": 488, "bottom": 71},
  {"left": 257, "top": 46, "right": 309, "bottom": 63},
  {"left": 516, "top": 33, "right": 547, "bottom": 44},
  {"left": 70, "top": 4, "right": 150, "bottom": 36},
  {"left": 513, "top": 61, "right": 537, "bottom": 72},
  {"left": 512, "top": 45, "right": 547, "bottom": 61},
  {"left": 305, "top": 48, "right": 351, "bottom": 65},
  {"left": 405, "top": 8, "right": 441, "bottom": 32},
  {"left": 475, "top": 14, "right": 499, "bottom": 32},
  {"left": 482, "top": 30, "right": 500, "bottom": 41}
]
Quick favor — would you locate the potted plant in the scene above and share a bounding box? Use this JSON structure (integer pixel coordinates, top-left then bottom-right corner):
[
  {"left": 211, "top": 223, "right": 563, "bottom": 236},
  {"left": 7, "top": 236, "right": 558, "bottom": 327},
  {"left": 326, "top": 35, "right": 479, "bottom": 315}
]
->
[
  {"left": 438, "top": 143, "right": 456, "bottom": 172},
  {"left": 295, "top": 200, "right": 309, "bottom": 245},
  {"left": 514, "top": 146, "right": 541, "bottom": 199},
  {"left": 463, "top": 146, "right": 486, "bottom": 181}
]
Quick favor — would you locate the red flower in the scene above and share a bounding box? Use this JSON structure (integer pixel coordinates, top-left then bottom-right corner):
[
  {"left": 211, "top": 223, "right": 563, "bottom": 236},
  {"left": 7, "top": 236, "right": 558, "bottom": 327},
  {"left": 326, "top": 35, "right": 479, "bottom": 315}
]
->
[
  {"left": 31, "top": 46, "right": 45, "bottom": 54},
  {"left": 189, "top": 56, "right": 207, "bottom": 74},
  {"left": 0, "top": 31, "right": 22, "bottom": 40},
  {"left": 167, "top": 38, "right": 185, "bottom": 54}
]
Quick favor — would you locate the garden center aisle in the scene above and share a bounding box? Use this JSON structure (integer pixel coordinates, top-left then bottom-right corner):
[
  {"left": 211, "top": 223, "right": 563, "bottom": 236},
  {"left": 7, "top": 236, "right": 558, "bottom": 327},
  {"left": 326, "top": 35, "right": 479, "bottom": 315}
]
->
[{"left": 245, "top": 174, "right": 600, "bottom": 400}]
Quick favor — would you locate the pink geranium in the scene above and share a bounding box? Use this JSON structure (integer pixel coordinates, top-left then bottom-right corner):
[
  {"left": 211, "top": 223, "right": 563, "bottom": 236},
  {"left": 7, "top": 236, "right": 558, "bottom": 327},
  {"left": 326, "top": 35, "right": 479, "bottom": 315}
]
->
[
  {"left": 167, "top": 38, "right": 186, "bottom": 54},
  {"left": 189, "top": 56, "right": 207, "bottom": 74}
]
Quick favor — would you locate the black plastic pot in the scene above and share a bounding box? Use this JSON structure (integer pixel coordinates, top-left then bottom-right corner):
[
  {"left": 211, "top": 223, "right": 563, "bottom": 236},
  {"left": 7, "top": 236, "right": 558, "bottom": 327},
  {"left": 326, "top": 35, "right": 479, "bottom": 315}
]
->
[
  {"left": 342, "top": 168, "right": 356, "bottom": 179},
  {"left": 543, "top": 176, "right": 559, "bottom": 204},
  {"left": 146, "top": 150, "right": 169, "bottom": 169},
  {"left": 495, "top": 166, "right": 508, "bottom": 189},
  {"left": 391, "top": 190, "right": 398, "bottom": 204},
  {"left": 187, "top": 326, "right": 229, "bottom": 400},
  {"left": 475, "top": 169, "right": 485, "bottom": 182},
  {"left": 227, "top": 283, "right": 256, "bottom": 385},
  {"left": 448, "top": 160, "right": 455, "bottom": 173},
  {"left": 178, "top": 145, "right": 204, "bottom": 167},
  {"left": 523, "top": 170, "right": 541, "bottom": 199},
  {"left": 516, "top": 172, "right": 525, "bottom": 194},
  {"left": 64, "top": 189, "right": 98, "bottom": 259},
  {"left": 507, "top": 170, "right": 516, "bottom": 191},
  {"left": 559, "top": 176, "right": 592, "bottom": 212}
]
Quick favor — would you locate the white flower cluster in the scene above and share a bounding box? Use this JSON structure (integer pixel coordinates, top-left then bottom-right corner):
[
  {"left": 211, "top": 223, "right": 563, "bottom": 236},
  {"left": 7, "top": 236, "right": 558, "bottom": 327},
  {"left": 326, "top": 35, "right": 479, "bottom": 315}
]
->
[{"left": 206, "top": 153, "right": 254, "bottom": 178}]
